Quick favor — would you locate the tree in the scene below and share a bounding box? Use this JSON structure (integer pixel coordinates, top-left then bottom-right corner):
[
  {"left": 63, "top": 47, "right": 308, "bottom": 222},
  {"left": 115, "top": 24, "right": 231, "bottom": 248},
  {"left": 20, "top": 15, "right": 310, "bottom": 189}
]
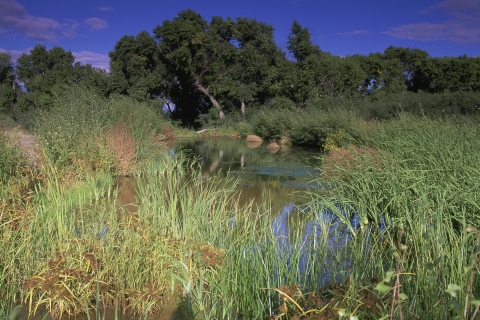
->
[
  {"left": 354, "top": 53, "right": 403, "bottom": 96},
  {"left": 16, "top": 45, "right": 105, "bottom": 109},
  {"left": 286, "top": 20, "right": 321, "bottom": 62},
  {"left": 109, "top": 31, "right": 165, "bottom": 101},
  {"left": 0, "top": 53, "right": 18, "bottom": 113},
  {"left": 154, "top": 10, "right": 229, "bottom": 120},
  {"left": 383, "top": 46, "right": 429, "bottom": 91},
  {"left": 153, "top": 10, "right": 284, "bottom": 124},
  {"left": 412, "top": 56, "right": 480, "bottom": 93},
  {"left": 221, "top": 17, "right": 284, "bottom": 116},
  {"left": 283, "top": 21, "right": 365, "bottom": 104}
]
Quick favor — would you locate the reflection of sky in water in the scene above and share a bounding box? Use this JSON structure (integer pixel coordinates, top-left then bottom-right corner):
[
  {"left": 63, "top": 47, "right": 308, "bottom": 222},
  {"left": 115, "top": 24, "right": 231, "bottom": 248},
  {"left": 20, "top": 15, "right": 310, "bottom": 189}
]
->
[{"left": 272, "top": 202, "right": 387, "bottom": 290}]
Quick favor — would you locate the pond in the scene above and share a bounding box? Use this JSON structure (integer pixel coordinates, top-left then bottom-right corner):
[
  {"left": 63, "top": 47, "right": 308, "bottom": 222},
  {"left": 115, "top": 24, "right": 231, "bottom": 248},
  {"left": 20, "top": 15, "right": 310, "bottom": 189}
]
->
[{"left": 152, "top": 137, "right": 324, "bottom": 214}]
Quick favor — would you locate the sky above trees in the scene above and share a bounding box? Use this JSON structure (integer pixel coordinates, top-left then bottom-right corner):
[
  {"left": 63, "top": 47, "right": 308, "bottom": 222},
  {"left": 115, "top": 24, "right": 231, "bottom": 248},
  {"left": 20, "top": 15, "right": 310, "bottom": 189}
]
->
[{"left": 1, "top": 0, "right": 479, "bottom": 71}]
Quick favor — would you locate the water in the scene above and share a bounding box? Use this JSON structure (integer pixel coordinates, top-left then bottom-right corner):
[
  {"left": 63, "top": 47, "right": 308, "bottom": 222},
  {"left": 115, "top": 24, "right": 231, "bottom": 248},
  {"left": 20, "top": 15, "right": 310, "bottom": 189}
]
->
[{"left": 167, "top": 137, "right": 324, "bottom": 214}]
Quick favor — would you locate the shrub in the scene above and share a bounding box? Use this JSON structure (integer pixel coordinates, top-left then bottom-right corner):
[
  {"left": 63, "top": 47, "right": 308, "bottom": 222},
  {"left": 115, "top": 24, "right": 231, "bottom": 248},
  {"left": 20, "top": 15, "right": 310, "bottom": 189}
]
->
[
  {"left": 250, "top": 104, "right": 371, "bottom": 148},
  {"left": 34, "top": 87, "right": 170, "bottom": 176}
]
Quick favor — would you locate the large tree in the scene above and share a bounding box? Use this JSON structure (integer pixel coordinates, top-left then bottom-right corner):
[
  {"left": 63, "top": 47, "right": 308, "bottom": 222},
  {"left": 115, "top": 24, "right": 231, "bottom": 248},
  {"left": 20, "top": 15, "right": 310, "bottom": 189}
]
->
[
  {"left": 16, "top": 45, "right": 105, "bottom": 108},
  {"left": 153, "top": 10, "right": 284, "bottom": 124},
  {"left": 283, "top": 21, "right": 366, "bottom": 104},
  {"left": 412, "top": 56, "right": 480, "bottom": 93},
  {"left": 154, "top": 10, "right": 231, "bottom": 120},
  {"left": 109, "top": 31, "right": 165, "bottom": 102},
  {"left": 383, "top": 46, "right": 430, "bottom": 91}
]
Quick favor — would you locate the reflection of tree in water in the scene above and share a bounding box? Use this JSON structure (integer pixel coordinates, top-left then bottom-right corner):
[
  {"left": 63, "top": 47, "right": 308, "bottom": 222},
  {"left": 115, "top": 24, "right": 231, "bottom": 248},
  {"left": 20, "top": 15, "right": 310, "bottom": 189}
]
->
[
  {"left": 175, "top": 137, "right": 321, "bottom": 179},
  {"left": 171, "top": 138, "right": 322, "bottom": 214}
]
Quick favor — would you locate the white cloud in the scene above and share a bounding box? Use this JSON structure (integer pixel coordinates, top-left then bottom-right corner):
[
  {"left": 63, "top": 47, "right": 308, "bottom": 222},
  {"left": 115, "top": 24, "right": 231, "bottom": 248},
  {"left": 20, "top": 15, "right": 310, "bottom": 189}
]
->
[
  {"left": 384, "top": 0, "right": 480, "bottom": 44},
  {"left": 73, "top": 51, "right": 110, "bottom": 71},
  {"left": 61, "top": 19, "right": 80, "bottom": 39},
  {"left": 0, "top": 0, "right": 108, "bottom": 42},
  {"left": 85, "top": 18, "right": 108, "bottom": 31},
  {"left": 99, "top": 7, "right": 113, "bottom": 12},
  {"left": 0, "top": 0, "right": 60, "bottom": 41}
]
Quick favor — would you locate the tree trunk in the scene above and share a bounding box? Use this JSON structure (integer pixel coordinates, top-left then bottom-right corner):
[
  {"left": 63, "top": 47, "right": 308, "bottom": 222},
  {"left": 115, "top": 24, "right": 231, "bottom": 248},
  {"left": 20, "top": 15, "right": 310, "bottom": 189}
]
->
[
  {"left": 195, "top": 80, "right": 224, "bottom": 119},
  {"left": 241, "top": 101, "right": 246, "bottom": 118}
]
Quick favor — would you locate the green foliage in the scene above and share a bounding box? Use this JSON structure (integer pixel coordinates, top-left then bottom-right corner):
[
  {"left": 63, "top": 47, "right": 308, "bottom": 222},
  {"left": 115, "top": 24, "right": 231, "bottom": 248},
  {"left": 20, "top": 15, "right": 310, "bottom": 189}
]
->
[
  {"left": 34, "top": 88, "right": 169, "bottom": 174},
  {"left": 354, "top": 91, "right": 480, "bottom": 120},
  {"left": 153, "top": 10, "right": 284, "bottom": 126},
  {"left": 0, "top": 53, "right": 17, "bottom": 113},
  {"left": 15, "top": 46, "right": 109, "bottom": 110},
  {"left": 251, "top": 104, "right": 369, "bottom": 147},
  {"left": 287, "top": 20, "right": 321, "bottom": 62},
  {"left": 251, "top": 108, "right": 294, "bottom": 141},
  {"left": 268, "top": 96, "right": 297, "bottom": 111},
  {"left": 109, "top": 31, "right": 165, "bottom": 101},
  {"left": 0, "top": 132, "right": 25, "bottom": 183}
]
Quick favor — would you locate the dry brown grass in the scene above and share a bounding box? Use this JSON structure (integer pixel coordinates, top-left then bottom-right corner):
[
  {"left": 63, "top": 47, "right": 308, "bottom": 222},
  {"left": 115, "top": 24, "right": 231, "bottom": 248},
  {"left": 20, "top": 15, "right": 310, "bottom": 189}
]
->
[
  {"left": 322, "top": 146, "right": 390, "bottom": 180},
  {"left": 148, "top": 125, "right": 176, "bottom": 147},
  {"left": 246, "top": 134, "right": 262, "bottom": 142},
  {"left": 105, "top": 123, "right": 136, "bottom": 175}
]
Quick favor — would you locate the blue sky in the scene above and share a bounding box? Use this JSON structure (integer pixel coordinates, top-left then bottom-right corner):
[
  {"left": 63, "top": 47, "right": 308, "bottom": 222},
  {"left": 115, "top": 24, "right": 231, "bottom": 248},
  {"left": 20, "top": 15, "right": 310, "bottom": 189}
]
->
[{"left": 1, "top": 0, "right": 479, "bottom": 71}]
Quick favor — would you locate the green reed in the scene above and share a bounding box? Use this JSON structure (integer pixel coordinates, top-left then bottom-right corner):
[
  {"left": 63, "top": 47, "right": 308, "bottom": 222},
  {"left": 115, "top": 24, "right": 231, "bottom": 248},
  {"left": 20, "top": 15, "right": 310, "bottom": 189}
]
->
[
  {"left": 4, "top": 106, "right": 480, "bottom": 319},
  {"left": 316, "top": 115, "right": 480, "bottom": 319}
]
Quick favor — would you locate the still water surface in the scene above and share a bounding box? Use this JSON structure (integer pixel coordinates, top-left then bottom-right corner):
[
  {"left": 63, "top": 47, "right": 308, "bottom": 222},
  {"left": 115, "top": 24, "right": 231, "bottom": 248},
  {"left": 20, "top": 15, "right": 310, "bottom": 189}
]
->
[{"left": 118, "top": 137, "right": 324, "bottom": 216}]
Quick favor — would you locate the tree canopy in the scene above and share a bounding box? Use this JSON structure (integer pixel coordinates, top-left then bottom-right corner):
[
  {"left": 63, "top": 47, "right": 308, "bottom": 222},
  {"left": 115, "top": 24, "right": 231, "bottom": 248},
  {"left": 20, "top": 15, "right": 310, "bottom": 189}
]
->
[{"left": 6, "top": 10, "right": 480, "bottom": 123}]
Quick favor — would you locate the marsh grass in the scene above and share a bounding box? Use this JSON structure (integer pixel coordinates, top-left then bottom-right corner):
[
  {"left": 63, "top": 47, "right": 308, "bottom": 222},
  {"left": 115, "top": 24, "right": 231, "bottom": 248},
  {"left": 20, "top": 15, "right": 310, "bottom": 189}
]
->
[
  {"left": 34, "top": 88, "right": 171, "bottom": 178},
  {"left": 0, "top": 130, "right": 26, "bottom": 183},
  {"left": 3, "top": 97, "right": 480, "bottom": 320},
  {"left": 316, "top": 115, "right": 480, "bottom": 319}
]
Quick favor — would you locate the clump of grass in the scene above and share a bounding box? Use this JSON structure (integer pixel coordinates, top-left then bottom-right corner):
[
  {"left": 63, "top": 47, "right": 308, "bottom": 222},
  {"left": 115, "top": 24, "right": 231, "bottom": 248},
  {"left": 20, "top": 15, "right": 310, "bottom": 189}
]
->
[
  {"left": 105, "top": 122, "right": 136, "bottom": 175},
  {"left": 34, "top": 87, "right": 171, "bottom": 178},
  {"left": 250, "top": 106, "right": 371, "bottom": 147}
]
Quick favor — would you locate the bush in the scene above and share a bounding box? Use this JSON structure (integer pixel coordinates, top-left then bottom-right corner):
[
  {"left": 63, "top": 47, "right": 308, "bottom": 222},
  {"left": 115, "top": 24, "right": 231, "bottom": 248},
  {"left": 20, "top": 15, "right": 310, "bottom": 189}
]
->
[
  {"left": 267, "top": 96, "right": 297, "bottom": 111},
  {"left": 354, "top": 91, "right": 480, "bottom": 120},
  {"left": 251, "top": 105, "right": 371, "bottom": 148},
  {"left": 34, "top": 87, "right": 170, "bottom": 176}
]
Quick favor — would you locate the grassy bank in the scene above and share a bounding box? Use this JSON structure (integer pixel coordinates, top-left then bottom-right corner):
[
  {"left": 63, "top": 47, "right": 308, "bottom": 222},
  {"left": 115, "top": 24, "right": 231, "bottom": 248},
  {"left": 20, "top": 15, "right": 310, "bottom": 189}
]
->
[{"left": 1, "top": 90, "right": 480, "bottom": 319}]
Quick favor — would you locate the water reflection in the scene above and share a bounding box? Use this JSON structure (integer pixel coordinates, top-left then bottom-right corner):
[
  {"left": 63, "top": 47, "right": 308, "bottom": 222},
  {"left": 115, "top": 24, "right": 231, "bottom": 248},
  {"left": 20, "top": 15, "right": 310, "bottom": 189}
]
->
[{"left": 169, "top": 137, "right": 323, "bottom": 213}]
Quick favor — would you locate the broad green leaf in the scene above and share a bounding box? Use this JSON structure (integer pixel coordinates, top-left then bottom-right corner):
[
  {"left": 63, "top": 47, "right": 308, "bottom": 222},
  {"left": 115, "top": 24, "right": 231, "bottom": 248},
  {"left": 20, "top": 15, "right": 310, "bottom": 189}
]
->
[
  {"left": 426, "top": 276, "right": 436, "bottom": 285},
  {"left": 445, "top": 284, "right": 461, "bottom": 297},
  {"left": 375, "top": 281, "right": 391, "bottom": 294},
  {"left": 384, "top": 271, "right": 395, "bottom": 283},
  {"left": 399, "top": 293, "right": 408, "bottom": 301},
  {"left": 464, "top": 266, "right": 473, "bottom": 274},
  {"left": 470, "top": 300, "right": 480, "bottom": 306}
]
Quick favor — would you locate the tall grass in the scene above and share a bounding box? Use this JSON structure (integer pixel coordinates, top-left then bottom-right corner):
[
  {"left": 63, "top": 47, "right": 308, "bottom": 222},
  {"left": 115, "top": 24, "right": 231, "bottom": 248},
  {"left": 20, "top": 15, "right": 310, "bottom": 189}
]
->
[
  {"left": 34, "top": 87, "right": 171, "bottom": 177},
  {"left": 319, "top": 115, "right": 480, "bottom": 318},
  {"left": 4, "top": 89, "right": 480, "bottom": 319},
  {"left": 0, "top": 130, "right": 25, "bottom": 183}
]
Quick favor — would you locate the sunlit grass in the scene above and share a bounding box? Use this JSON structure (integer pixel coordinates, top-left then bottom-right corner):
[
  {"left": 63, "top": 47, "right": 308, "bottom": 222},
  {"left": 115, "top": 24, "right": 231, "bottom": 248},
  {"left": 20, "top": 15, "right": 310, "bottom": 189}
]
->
[{"left": 2, "top": 105, "right": 480, "bottom": 319}]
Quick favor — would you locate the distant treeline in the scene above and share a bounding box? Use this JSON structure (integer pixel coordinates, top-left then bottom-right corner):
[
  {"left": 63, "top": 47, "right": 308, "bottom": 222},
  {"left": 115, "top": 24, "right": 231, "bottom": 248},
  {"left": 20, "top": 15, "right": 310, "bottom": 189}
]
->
[{"left": 1, "top": 9, "right": 480, "bottom": 126}]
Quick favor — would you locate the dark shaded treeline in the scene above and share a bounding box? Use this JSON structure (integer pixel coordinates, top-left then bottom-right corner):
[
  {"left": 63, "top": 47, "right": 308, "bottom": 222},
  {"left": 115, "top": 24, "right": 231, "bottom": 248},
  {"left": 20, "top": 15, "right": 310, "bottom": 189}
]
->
[{"left": 2, "top": 9, "right": 480, "bottom": 126}]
